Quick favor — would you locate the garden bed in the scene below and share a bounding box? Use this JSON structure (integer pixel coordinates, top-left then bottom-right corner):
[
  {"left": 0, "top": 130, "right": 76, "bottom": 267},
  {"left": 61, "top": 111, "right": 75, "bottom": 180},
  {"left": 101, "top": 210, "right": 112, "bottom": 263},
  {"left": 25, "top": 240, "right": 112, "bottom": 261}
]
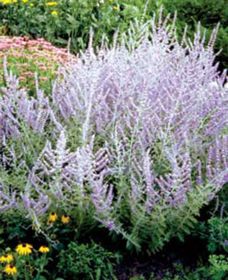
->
[{"left": 0, "top": 2, "right": 227, "bottom": 280}]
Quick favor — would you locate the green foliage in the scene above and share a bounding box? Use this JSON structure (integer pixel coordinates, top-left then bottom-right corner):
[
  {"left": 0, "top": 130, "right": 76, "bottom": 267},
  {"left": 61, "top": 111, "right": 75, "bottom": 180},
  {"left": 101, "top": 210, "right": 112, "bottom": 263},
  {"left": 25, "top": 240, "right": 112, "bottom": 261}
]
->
[
  {"left": 57, "top": 241, "right": 120, "bottom": 280},
  {"left": 179, "top": 255, "right": 228, "bottom": 280},
  {"left": 195, "top": 185, "right": 228, "bottom": 255},
  {"left": 124, "top": 184, "right": 213, "bottom": 252},
  {"left": 200, "top": 217, "right": 228, "bottom": 254},
  {"left": 0, "top": 0, "right": 148, "bottom": 50},
  {"left": 0, "top": 210, "right": 227, "bottom": 279},
  {"left": 0, "top": 211, "right": 31, "bottom": 249},
  {"left": 207, "top": 255, "right": 228, "bottom": 280},
  {"left": 214, "top": 183, "right": 228, "bottom": 213},
  {"left": 0, "top": 211, "right": 119, "bottom": 279}
]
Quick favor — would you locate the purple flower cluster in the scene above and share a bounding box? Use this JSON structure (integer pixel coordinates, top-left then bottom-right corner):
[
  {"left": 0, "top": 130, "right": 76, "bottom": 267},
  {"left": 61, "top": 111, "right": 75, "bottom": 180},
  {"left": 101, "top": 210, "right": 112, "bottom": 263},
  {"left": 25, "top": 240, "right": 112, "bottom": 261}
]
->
[
  {"left": 0, "top": 61, "right": 51, "bottom": 140},
  {"left": 0, "top": 15, "right": 227, "bottom": 245}
]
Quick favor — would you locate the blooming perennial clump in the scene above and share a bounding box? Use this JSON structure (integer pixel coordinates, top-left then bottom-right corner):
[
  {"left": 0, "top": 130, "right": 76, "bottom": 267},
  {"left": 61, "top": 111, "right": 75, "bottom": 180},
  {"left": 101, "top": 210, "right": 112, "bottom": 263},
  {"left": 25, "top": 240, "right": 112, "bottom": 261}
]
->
[
  {"left": 0, "top": 11, "right": 227, "bottom": 251},
  {"left": 16, "top": 244, "right": 33, "bottom": 255},
  {"left": 0, "top": 244, "right": 53, "bottom": 277},
  {"left": 4, "top": 264, "right": 17, "bottom": 276}
]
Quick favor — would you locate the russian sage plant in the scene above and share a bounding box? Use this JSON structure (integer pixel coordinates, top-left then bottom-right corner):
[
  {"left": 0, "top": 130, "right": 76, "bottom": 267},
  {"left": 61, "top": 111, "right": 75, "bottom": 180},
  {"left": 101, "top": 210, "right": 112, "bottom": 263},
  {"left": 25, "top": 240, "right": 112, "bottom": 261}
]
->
[{"left": 0, "top": 12, "right": 227, "bottom": 252}]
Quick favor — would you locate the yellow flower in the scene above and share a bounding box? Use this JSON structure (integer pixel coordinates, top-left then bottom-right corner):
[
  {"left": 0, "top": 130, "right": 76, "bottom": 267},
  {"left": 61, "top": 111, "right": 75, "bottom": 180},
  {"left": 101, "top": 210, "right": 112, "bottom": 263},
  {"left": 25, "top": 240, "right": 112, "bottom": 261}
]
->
[
  {"left": 4, "top": 264, "right": 17, "bottom": 276},
  {"left": 0, "top": 254, "right": 14, "bottom": 263},
  {"left": 38, "top": 246, "right": 50, "bottom": 253},
  {"left": 46, "top": 1, "right": 58, "bottom": 6},
  {"left": 48, "top": 212, "right": 58, "bottom": 223},
  {"left": 0, "top": 256, "right": 6, "bottom": 263},
  {"left": 5, "top": 254, "right": 14, "bottom": 263},
  {"left": 51, "top": 10, "right": 58, "bottom": 16},
  {"left": 22, "top": 0, "right": 28, "bottom": 3},
  {"left": 0, "top": 0, "right": 17, "bottom": 4},
  {"left": 16, "top": 243, "right": 33, "bottom": 256},
  {"left": 61, "top": 215, "right": 70, "bottom": 224},
  {"left": 3, "top": 254, "right": 13, "bottom": 263}
]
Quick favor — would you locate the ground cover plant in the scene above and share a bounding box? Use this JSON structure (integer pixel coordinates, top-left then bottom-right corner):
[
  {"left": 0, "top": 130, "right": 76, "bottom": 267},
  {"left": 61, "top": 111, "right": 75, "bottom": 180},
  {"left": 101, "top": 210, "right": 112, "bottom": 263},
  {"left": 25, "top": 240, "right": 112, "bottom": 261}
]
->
[{"left": 0, "top": 0, "right": 227, "bottom": 69}]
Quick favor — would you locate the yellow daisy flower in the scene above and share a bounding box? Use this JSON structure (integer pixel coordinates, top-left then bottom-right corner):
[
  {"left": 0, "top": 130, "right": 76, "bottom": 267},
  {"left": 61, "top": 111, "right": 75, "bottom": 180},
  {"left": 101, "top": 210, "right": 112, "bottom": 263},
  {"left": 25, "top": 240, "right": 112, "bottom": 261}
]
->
[
  {"left": 61, "top": 215, "right": 70, "bottom": 224},
  {"left": 48, "top": 212, "right": 58, "bottom": 223},
  {"left": 16, "top": 243, "right": 33, "bottom": 256},
  {"left": 0, "top": 254, "right": 13, "bottom": 263},
  {"left": 0, "top": 256, "right": 6, "bottom": 263},
  {"left": 5, "top": 254, "right": 13, "bottom": 263},
  {"left": 46, "top": 1, "right": 58, "bottom": 6},
  {"left": 38, "top": 246, "right": 50, "bottom": 253},
  {"left": 4, "top": 264, "right": 17, "bottom": 276},
  {"left": 51, "top": 10, "right": 58, "bottom": 16},
  {"left": 4, "top": 254, "right": 13, "bottom": 263}
]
